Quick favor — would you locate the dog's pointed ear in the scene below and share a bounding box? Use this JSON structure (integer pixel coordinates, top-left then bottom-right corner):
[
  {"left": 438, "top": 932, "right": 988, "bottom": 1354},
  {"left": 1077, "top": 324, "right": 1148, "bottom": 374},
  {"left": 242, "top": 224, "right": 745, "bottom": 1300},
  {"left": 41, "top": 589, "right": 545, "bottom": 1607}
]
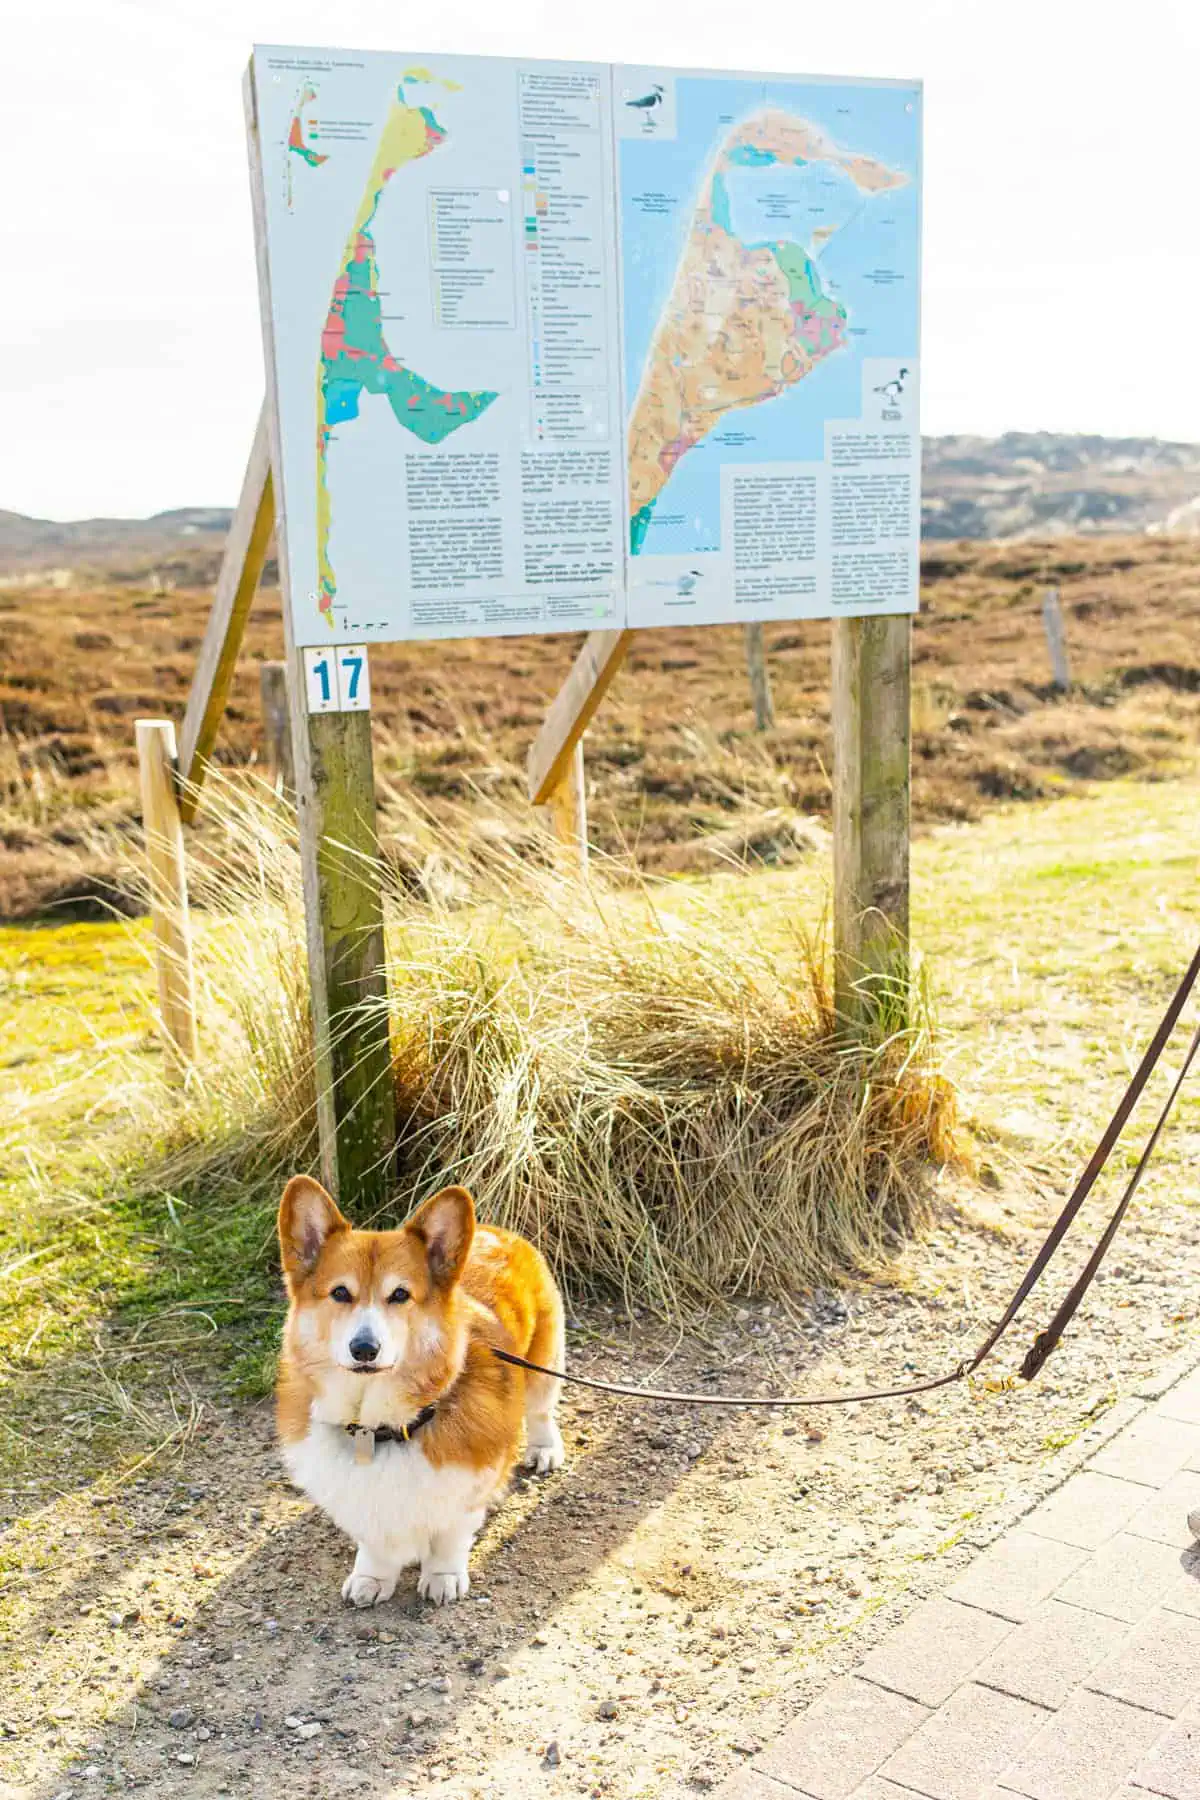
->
[
  {"left": 407, "top": 1186, "right": 475, "bottom": 1289},
  {"left": 279, "top": 1176, "right": 349, "bottom": 1286}
]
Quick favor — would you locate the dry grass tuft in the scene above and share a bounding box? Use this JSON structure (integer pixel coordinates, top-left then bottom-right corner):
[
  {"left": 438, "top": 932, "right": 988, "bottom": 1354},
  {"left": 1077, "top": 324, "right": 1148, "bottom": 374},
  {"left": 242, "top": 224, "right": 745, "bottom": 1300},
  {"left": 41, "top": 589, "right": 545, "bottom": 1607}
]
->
[{"left": 147, "top": 771, "right": 956, "bottom": 1314}]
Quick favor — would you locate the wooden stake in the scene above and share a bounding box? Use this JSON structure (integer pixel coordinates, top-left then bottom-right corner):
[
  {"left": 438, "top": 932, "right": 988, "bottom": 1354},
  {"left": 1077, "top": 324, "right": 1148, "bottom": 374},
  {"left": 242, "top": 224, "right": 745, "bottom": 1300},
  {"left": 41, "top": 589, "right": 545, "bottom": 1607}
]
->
[
  {"left": 831, "top": 615, "right": 911, "bottom": 1032},
  {"left": 1041, "top": 587, "right": 1071, "bottom": 691},
  {"left": 259, "top": 660, "right": 293, "bottom": 795},
  {"left": 136, "top": 719, "right": 198, "bottom": 1077},
  {"left": 743, "top": 622, "right": 775, "bottom": 730},
  {"left": 246, "top": 64, "right": 395, "bottom": 1207},
  {"left": 543, "top": 739, "right": 589, "bottom": 877}
]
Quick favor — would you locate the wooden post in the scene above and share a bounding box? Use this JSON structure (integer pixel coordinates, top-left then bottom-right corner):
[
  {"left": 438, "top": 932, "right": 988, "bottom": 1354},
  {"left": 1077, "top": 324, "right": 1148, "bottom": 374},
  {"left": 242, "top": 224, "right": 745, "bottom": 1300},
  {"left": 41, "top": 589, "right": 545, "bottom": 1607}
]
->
[
  {"left": 744, "top": 622, "right": 775, "bottom": 730},
  {"left": 831, "top": 615, "right": 911, "bottom": 1033},
  {"left": 259, "top": 660, "right": 293, "bottom": 794},
  {"left": 543, "top": 739, "right": 589, "bottom": 877},
  {"left": 136, "top": 719, "right": 198, "bottom": 1077},
  {"left": 246, "top": 65, "right": 395, "bottom": 1208},
  {"left": 1041, "top": 587, "right": 1071, "bottom": 691}
]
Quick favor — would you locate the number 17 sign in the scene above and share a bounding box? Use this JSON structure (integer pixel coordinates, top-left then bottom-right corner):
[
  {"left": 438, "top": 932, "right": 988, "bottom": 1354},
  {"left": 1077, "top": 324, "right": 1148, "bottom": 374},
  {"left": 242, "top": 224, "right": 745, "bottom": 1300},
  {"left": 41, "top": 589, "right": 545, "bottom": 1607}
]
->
[{"left": 303, "top": 644, "right": 371, "bottom": 714}]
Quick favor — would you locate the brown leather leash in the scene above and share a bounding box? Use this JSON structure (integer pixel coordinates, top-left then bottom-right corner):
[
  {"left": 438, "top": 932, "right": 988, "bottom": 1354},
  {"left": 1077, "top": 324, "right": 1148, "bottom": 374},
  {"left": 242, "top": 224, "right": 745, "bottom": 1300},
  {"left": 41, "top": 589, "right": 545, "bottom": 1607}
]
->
[{"left": 494, "top": 941, "right": 1200, "bottom": 1409}]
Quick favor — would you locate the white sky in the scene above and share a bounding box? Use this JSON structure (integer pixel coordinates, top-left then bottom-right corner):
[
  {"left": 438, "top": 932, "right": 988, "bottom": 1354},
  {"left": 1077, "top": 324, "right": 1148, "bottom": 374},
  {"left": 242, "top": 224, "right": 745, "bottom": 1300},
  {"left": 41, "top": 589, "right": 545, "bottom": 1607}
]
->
[{"left": 3, "top": 0, "right": 1198, "bottom": 519}]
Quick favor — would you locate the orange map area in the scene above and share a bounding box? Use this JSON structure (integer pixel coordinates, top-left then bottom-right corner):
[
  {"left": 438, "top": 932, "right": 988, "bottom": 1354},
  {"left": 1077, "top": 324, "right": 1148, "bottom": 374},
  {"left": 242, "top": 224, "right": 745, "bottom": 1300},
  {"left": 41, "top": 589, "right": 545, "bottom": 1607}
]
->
[{"left": 627, "top": 110, "right": 907, "bottom": 547}]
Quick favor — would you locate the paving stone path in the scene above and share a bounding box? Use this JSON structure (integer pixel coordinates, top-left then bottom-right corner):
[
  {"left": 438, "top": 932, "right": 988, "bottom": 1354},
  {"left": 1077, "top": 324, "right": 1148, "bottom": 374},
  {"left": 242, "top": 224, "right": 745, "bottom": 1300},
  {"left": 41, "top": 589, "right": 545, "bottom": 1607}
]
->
[{"left": 717, "top": 1365, "right": 1200, "bottom": 1800}]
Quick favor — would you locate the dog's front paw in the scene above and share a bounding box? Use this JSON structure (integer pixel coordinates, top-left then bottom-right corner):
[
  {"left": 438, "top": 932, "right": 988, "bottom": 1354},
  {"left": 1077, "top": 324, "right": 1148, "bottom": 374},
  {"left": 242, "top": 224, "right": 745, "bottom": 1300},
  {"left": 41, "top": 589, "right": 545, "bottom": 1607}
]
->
[
  {"left": 341, "top": 1570, "right": 396, "bottom": 1608},
  {"left": 418, "top": 1565, "right": 469, "bottom": 1606},
  {"left": 523, "top": 1420, "right": 565, "bottom": 1475}
]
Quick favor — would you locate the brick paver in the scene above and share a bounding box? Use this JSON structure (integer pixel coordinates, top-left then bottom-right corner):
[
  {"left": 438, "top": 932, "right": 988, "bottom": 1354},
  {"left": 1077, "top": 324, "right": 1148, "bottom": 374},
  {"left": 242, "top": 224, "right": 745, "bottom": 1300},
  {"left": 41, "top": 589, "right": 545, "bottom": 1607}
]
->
[
  {"left": 715, "top": 1358, "right": 1200, "bottom": 1800},
  {"left": 755, "top": 1675, "right": 928, "bottom": 1799},
  {"left": 1085, "top": 1607, "right": 1200, "bottom": 1717},
  {"left": 999, "top": 1686, "right": 1168, "bottom": 1799},
  {"left": 1128, "top": 1469, "right": 1200, "bottom": 1549},
  {"left": 708, "top": 1770, "right": 798, "bottom": 1798},
  {"left": 1155, "top": 1370, "right": 1200, "bottom": 1426},
  {"left": 857, "top": 1596, "right": 1011, "bottom": 1706},
  {"left": 848, "top": 1783, "right": 941, "bottom": 1799},
  {"left": 946, "top": 1531, "right": 1087, "bottom": 1623},
  {"left": 1163, "top": 1550, "right": 1200, "bottom": 1620},
  {"left": 1023, "top": 1470, "right": 1150, "bottom": 1549},
  {"left": 880, "top": 1682, "right": 1047, "bottom": 1800},
  {"left": 1088, "top": 1413, "right": 1200, "bottom": 1488},
  {"left": 974, "top": 1597, "right": 1127, "bottom": 1710},
  {"left": 1052, "top": 1530, "right": 1183, "bottom": 1622},
  {"left": 1131, "top": 1699, "right": 1200, "bottom": 1798}
]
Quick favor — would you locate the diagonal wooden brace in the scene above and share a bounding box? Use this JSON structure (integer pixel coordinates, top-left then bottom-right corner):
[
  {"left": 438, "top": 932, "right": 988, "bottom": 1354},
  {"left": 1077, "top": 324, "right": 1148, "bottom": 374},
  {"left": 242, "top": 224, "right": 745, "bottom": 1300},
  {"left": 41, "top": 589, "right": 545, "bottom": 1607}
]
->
[
  {"left": 527, "top": 627, "right": 633, "bottom": 807},
  {"left": 176, "top": 402, "right": 274, "bottom": 821}
]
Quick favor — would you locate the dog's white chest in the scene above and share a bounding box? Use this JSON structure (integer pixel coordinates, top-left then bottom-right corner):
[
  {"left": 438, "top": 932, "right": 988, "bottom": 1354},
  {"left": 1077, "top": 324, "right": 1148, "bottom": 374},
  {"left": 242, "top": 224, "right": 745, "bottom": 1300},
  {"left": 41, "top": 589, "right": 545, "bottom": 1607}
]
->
[{"left": 283, "top": 1423, "right": 501, "bottom": 1558}]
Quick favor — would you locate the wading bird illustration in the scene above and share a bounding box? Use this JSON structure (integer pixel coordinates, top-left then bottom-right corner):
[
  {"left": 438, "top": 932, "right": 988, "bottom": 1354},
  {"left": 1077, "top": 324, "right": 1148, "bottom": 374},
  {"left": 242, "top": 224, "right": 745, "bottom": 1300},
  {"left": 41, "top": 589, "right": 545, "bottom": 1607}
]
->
[
  {"left": 626, "top": 83, "right": 665, "bottom": 111},
  {"left": 873, "top": 367, "right": 910, "bottom": 403}
]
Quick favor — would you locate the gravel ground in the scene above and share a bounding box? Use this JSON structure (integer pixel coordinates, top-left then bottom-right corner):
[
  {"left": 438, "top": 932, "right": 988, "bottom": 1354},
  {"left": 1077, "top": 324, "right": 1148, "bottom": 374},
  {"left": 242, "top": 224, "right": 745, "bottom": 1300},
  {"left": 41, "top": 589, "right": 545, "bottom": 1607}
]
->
[{"left": 3, "top": 1163, "right": 1199, "bottom": 1800}]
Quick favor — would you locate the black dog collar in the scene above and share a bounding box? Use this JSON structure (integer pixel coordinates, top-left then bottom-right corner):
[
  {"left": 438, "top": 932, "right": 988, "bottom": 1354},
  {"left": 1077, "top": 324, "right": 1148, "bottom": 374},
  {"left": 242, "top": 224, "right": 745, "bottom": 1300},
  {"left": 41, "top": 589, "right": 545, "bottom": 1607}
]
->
[{"left": 345, "top": 1405, "right": 437, "bottom": 1464}]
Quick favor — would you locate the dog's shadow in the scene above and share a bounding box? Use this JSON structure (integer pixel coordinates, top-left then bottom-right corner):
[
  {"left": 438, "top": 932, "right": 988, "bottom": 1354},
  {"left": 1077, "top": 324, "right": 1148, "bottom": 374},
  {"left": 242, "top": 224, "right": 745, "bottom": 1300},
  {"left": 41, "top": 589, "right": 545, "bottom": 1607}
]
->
[{"left": 21, "top": 1387, "right": 737, "bottom": 1794}]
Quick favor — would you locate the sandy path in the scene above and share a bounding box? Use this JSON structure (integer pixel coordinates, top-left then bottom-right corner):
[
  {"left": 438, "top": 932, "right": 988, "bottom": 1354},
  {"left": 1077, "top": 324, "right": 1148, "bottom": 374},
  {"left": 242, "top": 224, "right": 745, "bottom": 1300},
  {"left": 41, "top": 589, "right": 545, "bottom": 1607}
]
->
[{"left": 4, "top": 1169, "right": 1199, "bottom": 1800}]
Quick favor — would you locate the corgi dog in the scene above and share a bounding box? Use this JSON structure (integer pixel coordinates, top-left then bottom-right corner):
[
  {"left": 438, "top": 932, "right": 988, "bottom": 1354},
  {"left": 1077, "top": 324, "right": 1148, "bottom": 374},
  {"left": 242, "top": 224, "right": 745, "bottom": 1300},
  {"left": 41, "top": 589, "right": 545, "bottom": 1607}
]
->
[{"left": 275, "top": 1176, "right": 565, "bottom": 1607}]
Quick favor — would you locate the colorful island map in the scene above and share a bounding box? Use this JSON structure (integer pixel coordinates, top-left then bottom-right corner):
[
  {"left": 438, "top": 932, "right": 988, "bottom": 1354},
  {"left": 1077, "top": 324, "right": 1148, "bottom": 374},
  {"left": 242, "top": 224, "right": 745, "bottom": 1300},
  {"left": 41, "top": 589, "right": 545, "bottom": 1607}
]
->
[
  {"left": 315, "top": 72, "right": 499, "bottom": 619},
  {"left": 623, "top": 90, "right": 916, "bottom": 559},
  {"left": 255, "top": 50, "right": 920, "bottom": 643}
]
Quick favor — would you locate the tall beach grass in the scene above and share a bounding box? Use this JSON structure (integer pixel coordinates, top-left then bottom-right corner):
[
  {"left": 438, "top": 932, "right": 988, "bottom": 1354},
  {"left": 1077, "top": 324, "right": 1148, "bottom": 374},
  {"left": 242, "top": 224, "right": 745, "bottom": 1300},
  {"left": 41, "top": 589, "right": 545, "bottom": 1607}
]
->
[{"left": 151, "top": 767, "right": 956, "bottom": 1316}]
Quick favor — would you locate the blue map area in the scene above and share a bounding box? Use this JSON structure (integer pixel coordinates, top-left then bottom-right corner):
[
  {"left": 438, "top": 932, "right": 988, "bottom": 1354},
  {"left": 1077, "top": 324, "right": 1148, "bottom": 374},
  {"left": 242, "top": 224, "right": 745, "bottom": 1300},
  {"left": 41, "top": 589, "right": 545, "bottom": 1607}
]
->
[{"left": 621, "top": 76, "right": 921, "bottom": 559}]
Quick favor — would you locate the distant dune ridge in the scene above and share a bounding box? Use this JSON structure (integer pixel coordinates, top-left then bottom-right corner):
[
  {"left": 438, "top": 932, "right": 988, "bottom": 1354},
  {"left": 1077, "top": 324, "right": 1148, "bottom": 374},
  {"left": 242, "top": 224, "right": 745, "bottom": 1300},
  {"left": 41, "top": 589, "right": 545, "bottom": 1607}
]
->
[
  {"left": 3, "top": 434, "right": 1200, "bottom": 575},
  {"left": 922, "top": 433, "right": 1200, "bottom": 541}
]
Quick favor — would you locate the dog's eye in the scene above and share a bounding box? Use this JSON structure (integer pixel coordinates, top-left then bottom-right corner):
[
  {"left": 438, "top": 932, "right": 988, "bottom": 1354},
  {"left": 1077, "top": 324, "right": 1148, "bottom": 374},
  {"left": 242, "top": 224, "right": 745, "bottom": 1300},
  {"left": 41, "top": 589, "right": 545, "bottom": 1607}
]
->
[
  {"left": 388, "top": 1285, "right": 410, "bottom": 1305},
  {"left": 329, "top": 1284, "right": 353, "bottom": 1304}
]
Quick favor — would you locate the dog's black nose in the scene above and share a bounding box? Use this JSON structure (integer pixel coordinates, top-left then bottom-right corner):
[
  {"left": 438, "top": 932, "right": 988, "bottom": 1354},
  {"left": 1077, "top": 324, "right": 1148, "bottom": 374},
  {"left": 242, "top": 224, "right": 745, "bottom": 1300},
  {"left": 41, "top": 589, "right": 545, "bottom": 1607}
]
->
[{"left": 349, "top": 1334, "right": 379, "bottom": 1364}]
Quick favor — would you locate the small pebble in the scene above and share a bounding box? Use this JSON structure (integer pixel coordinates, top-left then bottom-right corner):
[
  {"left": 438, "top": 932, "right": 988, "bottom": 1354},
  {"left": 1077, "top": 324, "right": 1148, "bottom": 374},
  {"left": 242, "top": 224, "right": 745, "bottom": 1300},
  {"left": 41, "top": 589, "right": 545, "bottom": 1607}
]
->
[{"left": 597, "top": 1699, "right": 619, "bottom": 1721}]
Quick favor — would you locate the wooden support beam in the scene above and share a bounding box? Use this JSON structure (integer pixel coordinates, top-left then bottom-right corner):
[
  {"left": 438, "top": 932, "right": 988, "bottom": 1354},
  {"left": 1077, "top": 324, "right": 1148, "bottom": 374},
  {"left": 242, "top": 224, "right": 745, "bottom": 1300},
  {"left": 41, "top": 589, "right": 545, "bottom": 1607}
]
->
[
  {"left": 528, "top": 627, "right": 633, "bottom": 805},
  {"left": 259, "top": 659, "right": 293, "bottom": 795},
  {"left": 176, "top": 404, "right": 273, "bottom": 821},
  {"left": 246, "top": 63, "right": 395, "bottom": 1208},
  {"left": 831, "top": 615, "right": 911, "bottom": 1032},
  {"left": 136, "top": 719, "right": 198, "bottom": 1078},
  {"left": 541, "top": 739, "right": 589, "bottom": 878},
  {"left": 743, "top": 621, "right": 775, "bottom": 730}
]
